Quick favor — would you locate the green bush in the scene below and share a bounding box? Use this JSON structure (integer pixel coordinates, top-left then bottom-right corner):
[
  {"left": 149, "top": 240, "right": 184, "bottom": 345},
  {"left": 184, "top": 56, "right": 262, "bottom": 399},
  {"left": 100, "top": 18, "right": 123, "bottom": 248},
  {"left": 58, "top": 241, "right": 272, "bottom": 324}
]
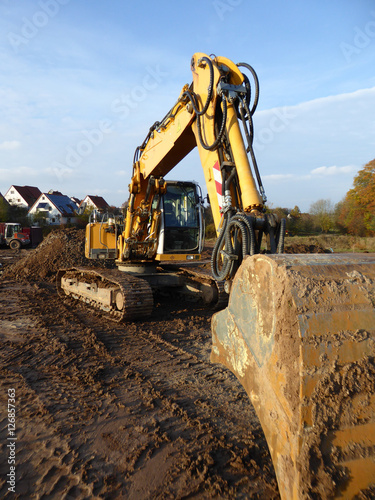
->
[{"left": 205, "top": 223, "right": 216, "bottom": 239}]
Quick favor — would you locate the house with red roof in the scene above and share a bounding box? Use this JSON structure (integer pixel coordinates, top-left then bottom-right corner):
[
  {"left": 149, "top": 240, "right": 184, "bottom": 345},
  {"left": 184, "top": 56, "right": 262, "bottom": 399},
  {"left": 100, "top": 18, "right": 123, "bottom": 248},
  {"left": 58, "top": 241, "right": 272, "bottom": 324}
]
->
[
  {"left": 80, "top": 195, "right": 109, "bottom": 211},
  {"left": 4, "top": 185, "right": 41, "bottom": 210}
]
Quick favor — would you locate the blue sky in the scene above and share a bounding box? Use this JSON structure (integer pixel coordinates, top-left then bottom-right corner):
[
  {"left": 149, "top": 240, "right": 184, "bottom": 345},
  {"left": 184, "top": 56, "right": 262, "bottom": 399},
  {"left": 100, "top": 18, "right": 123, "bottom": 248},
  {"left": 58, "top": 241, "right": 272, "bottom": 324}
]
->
[{"left": 0, "top": 0, "right": 374, "bottom": 211}]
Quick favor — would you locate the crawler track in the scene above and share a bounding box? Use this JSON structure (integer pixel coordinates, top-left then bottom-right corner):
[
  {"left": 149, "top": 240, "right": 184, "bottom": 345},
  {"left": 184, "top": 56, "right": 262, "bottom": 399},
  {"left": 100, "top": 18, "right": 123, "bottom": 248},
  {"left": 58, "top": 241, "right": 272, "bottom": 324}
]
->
[
  {"left": 56, "top": 267, "right": 153, "bottom": 322},
  {"left": 177, "top": 266, "right": 229, "bottom": 309},
  {"left": 57, "top": 265, "right": 227, "bottom": 323}
]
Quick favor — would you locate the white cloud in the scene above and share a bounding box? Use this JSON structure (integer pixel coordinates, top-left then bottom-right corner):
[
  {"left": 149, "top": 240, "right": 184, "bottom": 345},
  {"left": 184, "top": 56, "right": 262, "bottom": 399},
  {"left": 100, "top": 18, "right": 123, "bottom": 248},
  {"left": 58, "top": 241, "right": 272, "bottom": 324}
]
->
[
  {"left": 0, "top": 166, "right": 38, "bottom": 181},
  {"left": 0, "top": 140, "right": 21, "bottom": 150},
  {"left": 310, "top": 165, "right": 358, "bottom": 176},
  {"left": 289, "top": 87, "right": 374, "bottom": 112},
  {"left": 44, "top": 165, "right": 74, "bottom": 182}
]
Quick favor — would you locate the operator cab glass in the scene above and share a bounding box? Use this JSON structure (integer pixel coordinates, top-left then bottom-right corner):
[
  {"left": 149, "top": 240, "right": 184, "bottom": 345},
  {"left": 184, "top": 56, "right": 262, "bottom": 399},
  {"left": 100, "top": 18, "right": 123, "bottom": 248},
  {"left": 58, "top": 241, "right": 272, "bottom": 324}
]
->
[
  {"left": 6, "top": 224, "right": 21, "bottom": 238},
  {"left": 162, "top": 182, "right": 201, "bottom": 253}
]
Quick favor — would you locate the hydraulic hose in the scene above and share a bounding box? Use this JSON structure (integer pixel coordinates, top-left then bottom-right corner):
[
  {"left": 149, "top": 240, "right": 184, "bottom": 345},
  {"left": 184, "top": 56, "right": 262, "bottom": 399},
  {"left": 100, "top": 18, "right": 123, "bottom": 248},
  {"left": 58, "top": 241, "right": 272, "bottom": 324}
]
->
[
  {"left": 211, "top": 212, "right": 256, "bottom": 281},
  {"left": 239, "top": 100, "right": 254, "bottom": 148},
  {"left": 277, "top": 218, "right": 286, "bottom": 253},
  {"left": 231, "top": 212, "right": 256, "bottom": 256},
  {"left": 211, "top": 214, "right": 232, "bottom": 281},
  {"left": 236, "top": 62, "right": 266, "bottom": 199},
  {"left": 226, "top": 218, "right": 249, "bottom": 276},
  {"left": 239, "top": 98, "right": 267, "bottom": 203},
  {"left": 182, "top": 56, "right": 214, "bottom": 117},
  {"left": 237, "top": 62, "right": 259, "bottom": 116},
  {"left": 195, "top": 94, "right": 228, "bottom": 151}
]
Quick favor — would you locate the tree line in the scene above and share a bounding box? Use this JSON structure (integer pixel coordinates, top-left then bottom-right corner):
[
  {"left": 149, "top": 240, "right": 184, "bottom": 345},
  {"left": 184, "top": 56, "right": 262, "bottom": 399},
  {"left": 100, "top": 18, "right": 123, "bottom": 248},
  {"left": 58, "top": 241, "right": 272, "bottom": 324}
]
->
[
  {"left": 288, "top": 159, "right": 375, "bottom": 236},
  {"left": 205, "top": 158, "right": 375, "bottom": 237}
]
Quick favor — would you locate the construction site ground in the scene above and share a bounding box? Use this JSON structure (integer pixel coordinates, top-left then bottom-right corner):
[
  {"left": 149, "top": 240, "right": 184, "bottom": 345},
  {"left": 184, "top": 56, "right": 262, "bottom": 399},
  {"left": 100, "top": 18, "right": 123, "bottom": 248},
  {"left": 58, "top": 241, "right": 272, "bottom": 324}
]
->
[{"left": 0, "top": 230, "right": 344, "bottom": 499}]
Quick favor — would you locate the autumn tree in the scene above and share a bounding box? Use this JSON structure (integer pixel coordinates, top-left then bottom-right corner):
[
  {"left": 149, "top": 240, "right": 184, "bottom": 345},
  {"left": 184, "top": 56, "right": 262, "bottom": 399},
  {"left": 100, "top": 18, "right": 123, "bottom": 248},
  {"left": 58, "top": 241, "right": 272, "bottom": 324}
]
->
[
  {"left": 337, "top": 159, "right": 375, "bottom": 236},
  {"left": 290, "top": 205, "right": 301, "bottom": 218},
  {"left": 287, "top": 205, "right": 302, "bottom": 235},
  {"left": 309, "top": 199, "right": 334, "bottom": 233}
]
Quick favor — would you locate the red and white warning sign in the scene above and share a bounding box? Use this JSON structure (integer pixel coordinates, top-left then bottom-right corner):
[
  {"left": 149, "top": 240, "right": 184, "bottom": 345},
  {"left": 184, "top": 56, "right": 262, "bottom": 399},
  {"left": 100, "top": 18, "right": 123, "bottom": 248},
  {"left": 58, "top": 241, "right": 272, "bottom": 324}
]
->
[{"left": 213, "top": 161, "right": 223, "bottom": 210}]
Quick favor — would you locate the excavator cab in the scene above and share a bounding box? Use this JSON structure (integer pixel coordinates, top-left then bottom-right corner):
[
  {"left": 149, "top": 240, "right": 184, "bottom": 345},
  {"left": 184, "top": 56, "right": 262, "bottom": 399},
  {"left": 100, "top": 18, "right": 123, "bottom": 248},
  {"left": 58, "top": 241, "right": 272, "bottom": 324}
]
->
[{"left": 156, "top": 181, "right": 205, "bottom": 258}]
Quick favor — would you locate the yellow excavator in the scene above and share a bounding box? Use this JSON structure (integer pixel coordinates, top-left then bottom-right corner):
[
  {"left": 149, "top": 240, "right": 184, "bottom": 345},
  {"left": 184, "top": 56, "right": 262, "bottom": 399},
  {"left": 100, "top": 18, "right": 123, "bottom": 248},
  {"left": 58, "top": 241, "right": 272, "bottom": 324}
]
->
[{"left": 57, "top": 53, "right": 375, "bottom": 499}]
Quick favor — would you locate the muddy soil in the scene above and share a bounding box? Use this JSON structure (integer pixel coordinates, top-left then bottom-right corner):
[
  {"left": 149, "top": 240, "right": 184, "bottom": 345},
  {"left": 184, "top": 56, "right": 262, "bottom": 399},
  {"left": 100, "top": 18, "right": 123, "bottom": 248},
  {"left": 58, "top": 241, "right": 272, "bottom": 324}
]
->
[
  {"left": 3, "top": 231, "right": 373, "bottom": 499},
  {"left": 0, "top": 235, "right": 281, "bottom": 499}
]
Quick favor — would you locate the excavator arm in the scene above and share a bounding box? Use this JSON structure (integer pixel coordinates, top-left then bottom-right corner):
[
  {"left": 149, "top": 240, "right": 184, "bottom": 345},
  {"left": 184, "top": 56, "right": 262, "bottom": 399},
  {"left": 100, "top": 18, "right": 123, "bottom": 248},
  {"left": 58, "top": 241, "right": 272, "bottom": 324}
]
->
[{"left": 120, "top": 53, "right": 282, "bottom": 279}]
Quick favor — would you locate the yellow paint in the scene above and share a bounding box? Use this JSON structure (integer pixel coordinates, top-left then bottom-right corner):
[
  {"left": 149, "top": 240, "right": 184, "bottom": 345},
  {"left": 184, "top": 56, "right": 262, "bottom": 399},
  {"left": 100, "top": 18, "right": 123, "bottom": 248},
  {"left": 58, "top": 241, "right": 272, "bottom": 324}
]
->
[
  {"left": 225, "top": 102, "right": 263, "bottom": 210},
  {"left": 85, "top": 223, "right": 117, "bottom": 258},
  {"left": 155, "top": 253, "right": 201, "bottom": 261}
]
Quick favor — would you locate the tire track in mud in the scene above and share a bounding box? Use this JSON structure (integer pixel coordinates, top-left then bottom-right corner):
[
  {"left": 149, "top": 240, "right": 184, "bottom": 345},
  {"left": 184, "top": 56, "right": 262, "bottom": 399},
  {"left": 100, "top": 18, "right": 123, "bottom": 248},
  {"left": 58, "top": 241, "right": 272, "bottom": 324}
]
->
[
  {"left": 1, "top": 281, "right": 136, "bottom": 498},
  {"left": 69, "top": 293, "right": 280, "bottom": 498},
  {"left": 0, "top": 280, "right": 280, "bottom": 499},
  {"left": 0, "top": 367, "right": 97, "bottom": 499}
]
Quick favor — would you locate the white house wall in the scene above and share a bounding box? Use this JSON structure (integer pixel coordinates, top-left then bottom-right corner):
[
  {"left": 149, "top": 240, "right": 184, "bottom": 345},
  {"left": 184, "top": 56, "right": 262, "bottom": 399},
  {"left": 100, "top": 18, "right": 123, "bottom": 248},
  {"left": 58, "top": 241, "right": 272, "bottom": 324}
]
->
[
  {"left": 29, "top": 205, "right": 58, "bottom": 224},
  {"left": 4, "top": 187, "right": 28, "bottom": 208},
  {"left": 29, "top": 197, "right": 77, "bottom": 225}
]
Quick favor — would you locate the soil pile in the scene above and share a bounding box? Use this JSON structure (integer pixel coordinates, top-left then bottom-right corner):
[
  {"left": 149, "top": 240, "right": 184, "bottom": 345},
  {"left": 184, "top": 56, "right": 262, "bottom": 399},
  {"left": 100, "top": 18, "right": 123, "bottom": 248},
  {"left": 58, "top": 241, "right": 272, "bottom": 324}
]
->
[
  {"left": 284, "top": 242, "right": 329, "bottom": 254},
  {"left": 3, "top": 228, "right": 113, "bottom": 282},
  {"left": 3, "top": 230, "right": 331, "bottom": 283},
  {"left": 3, "top": 233, "right": 331, "bottom": 283}
]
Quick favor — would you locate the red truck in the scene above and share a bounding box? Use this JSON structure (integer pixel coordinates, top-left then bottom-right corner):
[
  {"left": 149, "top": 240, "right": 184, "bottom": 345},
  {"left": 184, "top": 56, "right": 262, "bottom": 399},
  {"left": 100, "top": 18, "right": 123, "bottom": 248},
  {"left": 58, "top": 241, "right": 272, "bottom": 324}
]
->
[{"left": 0, "top": 223, "right": 42, "bottom": 250}]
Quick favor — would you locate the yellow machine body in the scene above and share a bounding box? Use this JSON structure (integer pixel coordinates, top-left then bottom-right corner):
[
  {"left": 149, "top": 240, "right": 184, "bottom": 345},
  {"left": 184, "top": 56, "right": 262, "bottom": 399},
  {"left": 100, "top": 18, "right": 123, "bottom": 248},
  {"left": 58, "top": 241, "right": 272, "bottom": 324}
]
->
[{"left": 85, "top": 222, "right": 118, "bottom": 259}]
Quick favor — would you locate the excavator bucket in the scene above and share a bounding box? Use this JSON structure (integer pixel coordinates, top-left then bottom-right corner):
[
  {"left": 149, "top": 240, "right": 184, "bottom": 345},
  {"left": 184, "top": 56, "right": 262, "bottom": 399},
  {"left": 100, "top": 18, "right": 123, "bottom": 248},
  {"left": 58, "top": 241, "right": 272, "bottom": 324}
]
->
[{"left": 211, "top": 253, "right": 375, "bottom": 499}]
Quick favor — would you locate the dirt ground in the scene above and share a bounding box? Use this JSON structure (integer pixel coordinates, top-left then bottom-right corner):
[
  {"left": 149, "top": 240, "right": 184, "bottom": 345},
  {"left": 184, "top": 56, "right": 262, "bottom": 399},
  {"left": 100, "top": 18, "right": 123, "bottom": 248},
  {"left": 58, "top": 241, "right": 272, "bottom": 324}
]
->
[
  {"left": 0, "top": 231, "right": 281, "bottom": 499},
  {"left": 2, "top": 230, "right": 373, "bottom": 499}
]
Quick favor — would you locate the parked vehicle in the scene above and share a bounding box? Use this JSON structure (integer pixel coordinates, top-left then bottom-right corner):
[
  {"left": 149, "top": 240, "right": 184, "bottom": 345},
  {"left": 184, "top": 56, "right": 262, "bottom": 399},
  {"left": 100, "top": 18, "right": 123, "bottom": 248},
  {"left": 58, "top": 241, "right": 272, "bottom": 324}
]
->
[{"left": 0, "top": 223, "right": 42, "bottom": 249}]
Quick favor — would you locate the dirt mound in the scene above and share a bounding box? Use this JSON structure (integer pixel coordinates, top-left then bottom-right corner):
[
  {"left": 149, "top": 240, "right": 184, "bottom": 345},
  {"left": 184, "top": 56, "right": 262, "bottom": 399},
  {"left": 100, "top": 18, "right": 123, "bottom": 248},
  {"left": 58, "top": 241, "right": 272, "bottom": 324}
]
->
[
  {"left": 284, "top": 243, "right": 329, "bottom": 254},
  {"left": 3, "top": 232, "right": 331, "bottom": 284},
  {"left": 3, "top": 228, "right": 113, "bottom": 282}
]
